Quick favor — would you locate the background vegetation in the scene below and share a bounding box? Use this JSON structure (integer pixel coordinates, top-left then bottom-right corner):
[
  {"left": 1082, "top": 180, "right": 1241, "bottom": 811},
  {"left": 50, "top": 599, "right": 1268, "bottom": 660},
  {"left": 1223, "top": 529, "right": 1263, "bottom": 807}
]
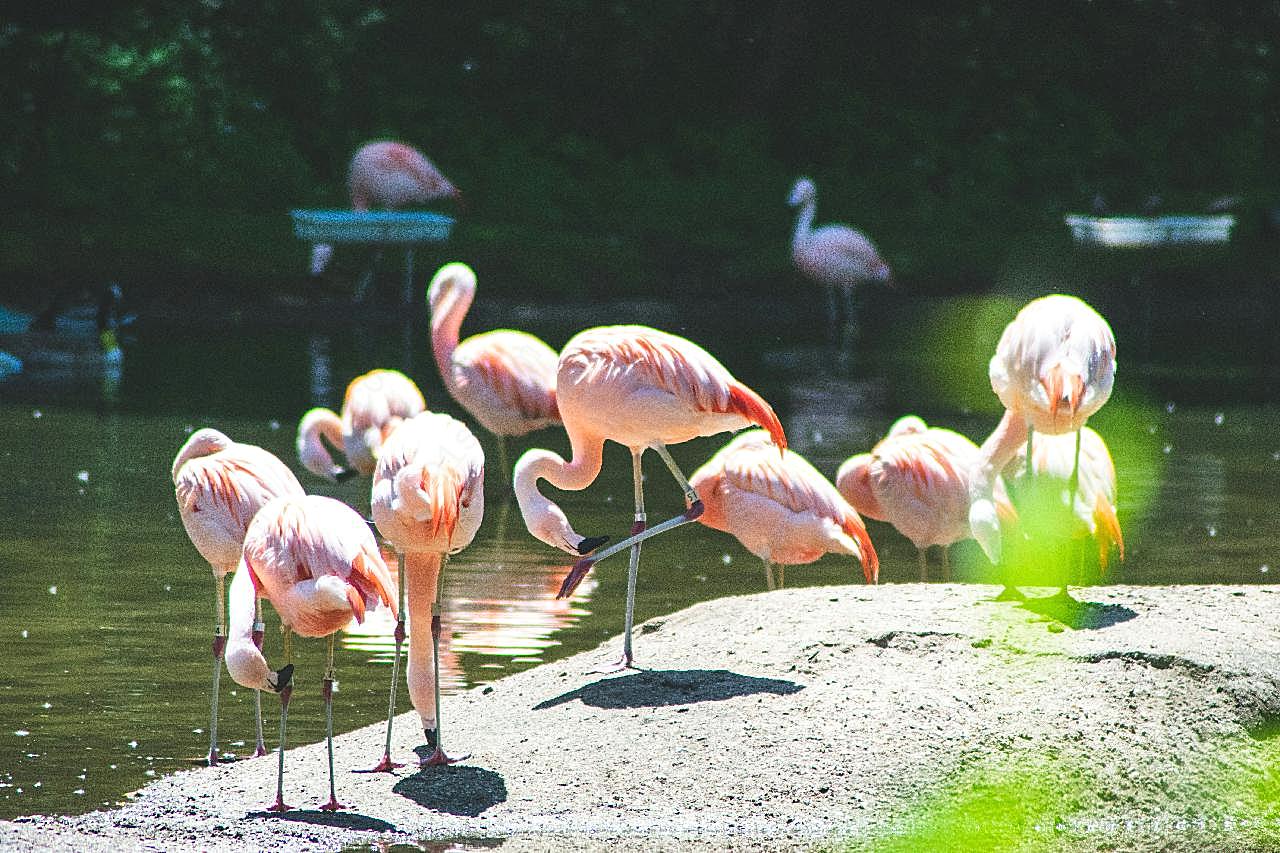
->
[{"left": 2, "top": 1, "right": 1278, "bottom": 308}]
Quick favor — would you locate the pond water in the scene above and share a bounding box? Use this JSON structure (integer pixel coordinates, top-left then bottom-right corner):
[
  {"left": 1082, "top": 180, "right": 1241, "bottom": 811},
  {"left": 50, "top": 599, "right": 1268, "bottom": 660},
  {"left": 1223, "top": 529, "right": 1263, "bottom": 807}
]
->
[{"left": 1, "top": 288, "right": 1277, "bottom": 820}]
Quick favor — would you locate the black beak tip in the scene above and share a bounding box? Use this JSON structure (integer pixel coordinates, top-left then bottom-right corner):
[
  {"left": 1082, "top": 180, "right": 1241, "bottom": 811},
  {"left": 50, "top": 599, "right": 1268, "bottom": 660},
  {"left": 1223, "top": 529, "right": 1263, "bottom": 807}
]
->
[
  {"left": 275, "top": 663, "right": 295, "bottom": 693},
  {"left": 335, "top": 468, "right": 359, "bottom": 483},
  {"left": 576, "top": 535, "right": 609, "bottom": 556}
]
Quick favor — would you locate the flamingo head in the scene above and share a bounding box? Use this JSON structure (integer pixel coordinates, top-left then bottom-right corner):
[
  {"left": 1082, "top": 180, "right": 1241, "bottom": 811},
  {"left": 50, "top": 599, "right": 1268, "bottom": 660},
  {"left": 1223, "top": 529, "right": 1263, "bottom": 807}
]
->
[
  {"left": 788, "top": 177, "right": 816, "bottom": 208},
  {"left": 427, "top": 261, "right": 477, "bottom": 317},
  {"left": 1037, "top": 363, "right": 1087, "bottom": 432},
  {"left": 886, "top": 415, "right": 928, "bottom": 439},
  {"left": 969, "top": 497, "right": 1003, "bottom": 565}
]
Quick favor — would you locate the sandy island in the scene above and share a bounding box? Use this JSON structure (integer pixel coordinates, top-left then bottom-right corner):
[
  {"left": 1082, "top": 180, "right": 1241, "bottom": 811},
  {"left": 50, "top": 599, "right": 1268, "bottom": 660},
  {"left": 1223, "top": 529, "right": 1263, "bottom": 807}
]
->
[{"left": 5, "top": 583, "right": 1280, "bottom": 851}]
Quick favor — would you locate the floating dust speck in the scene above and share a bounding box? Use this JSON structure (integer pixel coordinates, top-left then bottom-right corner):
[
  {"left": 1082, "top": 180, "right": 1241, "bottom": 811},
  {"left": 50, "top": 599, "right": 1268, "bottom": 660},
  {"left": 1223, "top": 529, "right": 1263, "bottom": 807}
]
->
[
  {"left": 722, "top": 554, "right": 732, "bottom": 565},
  {"left": 76, "top": 471, "right": 89, "bottom": 483},
  {"left": 1207, "top": 525, "right": 1218, "bottom": 538},
  {"left": 47, "top": 586, "right": 56, "bottom": 595},
  {"left": 1165, "top": 402, "right": 1176, "bottom": 413},
  {"left": 1262, "top": 565, "right": 1271, "bottom": 575},
  {"left": 14, "top": 730, "right": 29, "bottom": 737},
  {"left": 1163, "top": 445, "right": 1173, "bottom": 455},
  {"left": 32, "top": 410, "right": 41, "bottom": 418},
  {"left": 269, "top": 420, "right": 280, "bottom": 431},
  {"left": 1214, "top": 412, "right": 1225, "bottom": 426}
]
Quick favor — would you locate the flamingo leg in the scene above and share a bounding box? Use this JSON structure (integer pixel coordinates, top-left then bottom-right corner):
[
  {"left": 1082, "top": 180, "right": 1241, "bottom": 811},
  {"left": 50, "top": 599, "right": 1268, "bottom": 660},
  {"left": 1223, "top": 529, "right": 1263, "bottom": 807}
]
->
[
  {"left": 558, "top": 444, "right": 702, "bottom": 599},
  {"left": 497, "top": 435, "right": 511, "bottom": 487},
  {"left": 777, "top": 564, "right": 786, "bottom": 589},
  {"left": 840, "top": 286, "right": 858, "bottom": 352},
  {"left": 423, "top": 559, "right": 468, "bottom": 766},
  {"left": 599, "top": 450, "right": 646, "bottom": 672},
  {"left": 942, "top": 547, "right": 952, "bottom": 583},
  {"left": 917, "top": 547, "right": 929, "bottom": 583},
  {"left": 319, "top": 635, "right": 346, "bottom": 811},
  {"left": 764, "top": 560, "right": 776, "bottom": 591},
  {"left": 252, "top": 597, "right": 268, "bottom": 757},
  {"left": 266, "top": 680, "right": 293, "bottom": 813},
  {"left": 368, "top": 551, "right": 407, "bottom": 773},
  {"left": 208, "top": 573, "right": 226, "bottom": 766},
  {"left": 824, "top": 283, "right": 839, "bottom": 346}
]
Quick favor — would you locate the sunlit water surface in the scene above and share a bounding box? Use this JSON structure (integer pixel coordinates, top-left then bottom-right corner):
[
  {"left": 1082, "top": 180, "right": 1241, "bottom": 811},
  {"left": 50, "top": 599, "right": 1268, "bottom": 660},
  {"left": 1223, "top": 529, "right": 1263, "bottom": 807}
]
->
[{"left": 1, "top": 291, "right": 1277, "bottom": 819}]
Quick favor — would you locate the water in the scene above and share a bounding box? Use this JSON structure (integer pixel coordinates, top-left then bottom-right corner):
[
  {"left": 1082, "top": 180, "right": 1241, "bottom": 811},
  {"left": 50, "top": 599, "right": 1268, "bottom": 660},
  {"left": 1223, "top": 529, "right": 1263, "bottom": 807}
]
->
[{"left": 0, "top": 291, "right": 1277, "bottom": 820}]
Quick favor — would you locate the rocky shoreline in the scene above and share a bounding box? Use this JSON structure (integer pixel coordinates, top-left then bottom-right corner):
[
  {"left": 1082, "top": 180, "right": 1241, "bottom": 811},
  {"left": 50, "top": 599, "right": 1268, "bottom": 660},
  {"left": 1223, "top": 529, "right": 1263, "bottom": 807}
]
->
[{"left": 5, "top": 583, "right": 1280, "bottom": 852}]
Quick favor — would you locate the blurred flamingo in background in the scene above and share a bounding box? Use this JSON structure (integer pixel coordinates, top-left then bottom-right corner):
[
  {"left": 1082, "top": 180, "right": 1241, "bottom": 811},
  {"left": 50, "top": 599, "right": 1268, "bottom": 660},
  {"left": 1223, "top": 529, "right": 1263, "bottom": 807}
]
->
[
  {"left": 968, "top": 294, "right": 1116, "bottom": 567},
  {"left": 837, "top": 415, "right": 1003, "bottom": 582},
  {"left": 690, "top": 429, "right": 877, "bottom": 590},
  {"left": 225, "top": 494, "right": 397, "bottom": 812},
  {"left": 427, "top": 262, "right": 561, "bottom": 479},
  {"left": 310, "top": 140, "right": 463, "bottom": 290},
  {"left": 371, "top": 411, "right": 484, "bottom": 768},
  {"left": 297, "top": 368, "right": 427, "bottom": 481},
  {"left": 787, "top": 176, "right": 891, "bottom": 347},
  {"left": 514, "top": 324, "right": 787, "bottom": 669},
  {"left": 172, "top": 428, "right": 304, "bottom": 765},
  {"left": 1000, "top": 425, "right": 1124, "bottom": 598}
]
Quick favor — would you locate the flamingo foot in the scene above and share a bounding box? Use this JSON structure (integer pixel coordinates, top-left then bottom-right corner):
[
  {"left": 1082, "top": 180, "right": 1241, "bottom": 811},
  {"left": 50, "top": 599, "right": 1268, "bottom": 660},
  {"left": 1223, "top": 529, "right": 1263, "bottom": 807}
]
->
[
  {"left": 206, "top": 747, "right": 220, "bottom": 767},
  {"left": 558, "top": 557, "right": 594, "bottom": 599},
  {"left": 252, "top": 742, "right": 269, "bottom": 759},
  {"left": 266, "top": 797, "right": 293, "bottom": 814},
  {"left": 992, "top": 586, "right": 1025, "bottom": 602},
  {"left": 318, "top": 797, "right": 346, "bottom": 812},
  {"left": 362, "top": 752, "right": 405, "bottom": 774},
  {"left": 420, "top": 746, "right": 469, "bottom": 767},
  {"left": 592, "top": 657, "right": 641, "bottom": 675}
]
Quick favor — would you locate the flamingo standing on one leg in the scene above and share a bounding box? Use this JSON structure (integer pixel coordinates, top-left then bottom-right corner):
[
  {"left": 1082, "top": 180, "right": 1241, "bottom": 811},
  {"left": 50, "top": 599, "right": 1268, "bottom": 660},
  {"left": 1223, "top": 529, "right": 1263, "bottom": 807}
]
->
[
  {"left": 514, "top": 324, "right": 787, "bottom": 669},
  {"left": 968, "top": 294, "right": 1116, "bottom": 578},
  {"left": 172, "top": 428, "right": 305, "bottom": 765},
  {"left": 689, "top": 429, "right": 877, "bottom": 590},
  {"left": 297, "top": 368, "right": 427, "bottom": 481},
  {"left": 427, "top": 262, "right": 561, "bottom": 479},
  {"left": 787, "top": 177, "right": 891, "bottom": 348},
  {"left": 310, "top": 140, "right": 463, "bottom": 293},
  {"left": 369, "top": 411, "right": 484, "bottom": 768},
  {"left": 1000, "top": 425, "right": 1124, "bottom": 597},
  {"left": 837, "top": 415, "right": 1010, "bottom": 583},
  {"left": 225, "top": 494, "right": 397, "bottom": 812}
]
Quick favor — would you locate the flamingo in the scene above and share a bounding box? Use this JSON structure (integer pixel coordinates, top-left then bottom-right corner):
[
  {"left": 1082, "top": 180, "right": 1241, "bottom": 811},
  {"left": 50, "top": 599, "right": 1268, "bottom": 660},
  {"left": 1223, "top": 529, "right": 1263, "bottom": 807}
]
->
[
  {"left": 689, "top": 429, "right": 877, "bottom": 590},
  {"left": 427, "top": 262, "right": 561, "bottom": 478},
  {"left": 1000, "top": 425, "right": 1124, "bottom": 597},
  {"left": 224, "top": 494, "right": 397, "bottom": 813},
  {"left": 787, "top": 176, "right": 891, "bottom": 346},
  {"left": 172, "top": 428, "right": 305, "bottom": 766},
  {"left": 837, "top": 416, "right": 1005, "bottom": 582},
  {"left": 513, "top": 324, "right": 787, "bottom": 668},
  {"left": 968, "top": 294, "right": 1116, "bottom": 568},
  {"left": 369, "top": 411, "right": 484, "bottom": 768},
  {"left": 296, "top": 368, "right": 427, "bottom": 480},
  {"left": 310, "top": 140, "right": 463, "bottom": 289}
]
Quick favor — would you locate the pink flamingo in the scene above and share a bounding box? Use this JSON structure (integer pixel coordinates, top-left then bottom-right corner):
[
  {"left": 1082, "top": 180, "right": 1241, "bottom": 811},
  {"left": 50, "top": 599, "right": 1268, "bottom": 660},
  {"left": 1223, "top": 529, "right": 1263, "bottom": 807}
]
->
[
  {"left": 514, "top": 324, "right": 787, "bottom": 668},
  {"left": 1001, "top": 425, "right": 1124, "bottom": 597},
  {"left": 787, "top": 176, "right": 891, "bottom": 346},
  {"left": 427, "top": 262, "right": 561, "bottom": 477},
  {"left": 297, "top": 368, "right": 427, "bottom": 480},
  {"left": 368, "top": 411, "right": 485, "bottom": 769},
  {"left": 310, "top": 140, "right": 463, "bottom": 281},
  {"left": 690, "top": 429, "right": 877, "bottom": 590},
  {"left": 837, "top": 415, "right": 1008, "bottom": 582},
  {"left": 224, "top": 494, "right": 397, "bottom": 813},
  {"left": 172, "top": 428, "right": 305, "bottom": 765},
  {"left": 968, "top": 295, "right": 1116, "bottom": 569}
]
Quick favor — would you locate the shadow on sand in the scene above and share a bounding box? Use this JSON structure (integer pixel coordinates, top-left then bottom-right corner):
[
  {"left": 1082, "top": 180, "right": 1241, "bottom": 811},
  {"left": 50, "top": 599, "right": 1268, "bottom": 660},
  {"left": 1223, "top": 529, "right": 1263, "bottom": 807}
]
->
[
  {"left": 393, "top": 757, "right": 508, "bottom": 817},
  {"left": 533, "top": 668, "right": 804, "bottom": 711},
  {"left": 246, "top": 808, "right": 394, "bottom": 831},
  {"left": 1018, "top": 592, "right": 1138, "bottom": 630}
]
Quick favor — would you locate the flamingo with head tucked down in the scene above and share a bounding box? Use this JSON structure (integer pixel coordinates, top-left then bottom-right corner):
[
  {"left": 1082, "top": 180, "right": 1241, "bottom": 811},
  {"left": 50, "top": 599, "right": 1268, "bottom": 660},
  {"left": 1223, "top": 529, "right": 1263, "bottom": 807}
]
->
[
  {"left": 297, "top": 368, "right": 427, "bottom": 481},
  {"left": 968, "top": 294, "right": 1116, "bottom": 569},
  {"left": 310, "top": 140, "right": 463, "bottom": 282},
  {"left": 787, "top": 176, "right": 891, "bottom": 346},
  {"left": 369, "top": 411, "right": 484, "bottom": 769},
  {"left": 172, "top": 428, "right": 305, "bottom": 765},
  {"left": 427, "top": 262, "right": 561, "bottom": 478},
  {"left": 1001, "top": 425, "right": 1124, "bottom": 597},
  {"left": 837, "top": 415, "right": 1003, "bottom": 582},
  {"left": 514, "top": 324, "right": 787, "bottom": 669},
  {"left": 690, "top": 429, "right": 877, "bottom": 590},
  {"left": 225, "top": 494, "right": 397, "bottom": 813}
]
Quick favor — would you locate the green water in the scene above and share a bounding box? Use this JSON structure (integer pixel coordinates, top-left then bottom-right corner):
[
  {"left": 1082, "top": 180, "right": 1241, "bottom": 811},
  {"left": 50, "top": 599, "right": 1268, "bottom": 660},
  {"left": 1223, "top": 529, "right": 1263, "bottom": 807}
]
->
[{"left": 0, "top": 294, "right": 1277, "bottom": 820}]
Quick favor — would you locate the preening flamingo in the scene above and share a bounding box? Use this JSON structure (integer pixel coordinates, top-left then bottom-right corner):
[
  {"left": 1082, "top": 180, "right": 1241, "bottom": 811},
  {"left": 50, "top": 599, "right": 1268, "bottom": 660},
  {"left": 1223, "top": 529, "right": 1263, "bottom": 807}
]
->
[
  {"left": 968, "top": 294, "right": 1116, "bottom": 565},
  {"left": 1000, "top": 425, "right": 1123, "bottom": 597},
  {"left": 427, "top": 262, "right": 561, "bottom": 477},
  {"left": 788, "top": 177, "right": 891, "bottom": 346},
  {"left": 225, "top": 494, "right": 397, "bottom": 812},
  {"left": 297, "top": 368, "right": 427, "bottom": 480},
  {"left": 837, "top": 415, "right": 999, "bottom": 581},
  {"left": 172, "top": 428, "right": 304, "bottom": 765},
  {"left": 690, "top": 429, "right": 877, "bottom": 590},
  {"left": 514, "top": 324, "right": 787, "bottom": 668},
  {"left": 310, "top": 140, "right": 463, "bottom": 285},
  {"left": 370, "top": 411, "right": 484, "bottom": 768}
]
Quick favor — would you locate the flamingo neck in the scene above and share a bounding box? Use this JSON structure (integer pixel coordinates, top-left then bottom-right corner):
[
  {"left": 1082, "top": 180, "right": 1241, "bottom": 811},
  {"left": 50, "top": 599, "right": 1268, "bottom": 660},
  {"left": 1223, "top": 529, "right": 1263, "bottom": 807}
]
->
[
  {"left": 429, "top": 283, "right": 473, "bottom": 389},
  {"left": 224, "top": 563, "right": 271, "bottom": 691},
  {"left": 971, "top": 409, "right": 1028, "bottom": 502},
  {"left": 512, "top": 435, "right": 605, "bottom": 551},
  {"left": 792, "top": 198, "right": 816, "bottom": 248},
  {"left": 404, "top": 551, "right": 443, "bottom": 728}
]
